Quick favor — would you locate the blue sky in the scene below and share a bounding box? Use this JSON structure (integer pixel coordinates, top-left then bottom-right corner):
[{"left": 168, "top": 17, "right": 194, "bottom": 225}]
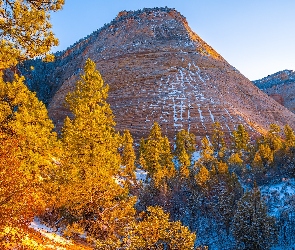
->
[{"left": 50, "top": 0, "right": 295, "bottom": 80}]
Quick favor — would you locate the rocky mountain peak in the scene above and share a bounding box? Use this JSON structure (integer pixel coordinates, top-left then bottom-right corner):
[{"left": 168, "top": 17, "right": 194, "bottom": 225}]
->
[
  {"left": 254, "top": 70, "right": 295, "bottom": 89},
  {"left": 54, "top": 7, "right": 223, "bottom": 63},
  {"left": 254, "top": 70, "right": 295, "bottom": 113},
  {"left": 20, "top": 8, "right": 295, "bottom": 140}
]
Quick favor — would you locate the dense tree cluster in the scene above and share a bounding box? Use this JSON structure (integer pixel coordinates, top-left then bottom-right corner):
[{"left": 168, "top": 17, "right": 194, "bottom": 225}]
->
[
  {"left": 1, "top": 8, "right": 295, "bottom": 247},
  {"left": 2, "top": 57, "right": 295, "bottom": 248},
  {"left": 0, "top": 0, "right": 64, "bottom": 70}
]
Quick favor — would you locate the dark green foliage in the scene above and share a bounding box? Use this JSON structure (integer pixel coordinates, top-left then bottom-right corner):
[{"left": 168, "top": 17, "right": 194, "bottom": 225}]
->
[{"left": 232, "top": 185, "right": 278, "bottom": 250}]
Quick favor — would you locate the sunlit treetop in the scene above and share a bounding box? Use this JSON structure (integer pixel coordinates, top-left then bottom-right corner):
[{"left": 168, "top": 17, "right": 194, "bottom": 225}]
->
[{"left": 0, "top": 0, "right": 64, "bottom": 70}]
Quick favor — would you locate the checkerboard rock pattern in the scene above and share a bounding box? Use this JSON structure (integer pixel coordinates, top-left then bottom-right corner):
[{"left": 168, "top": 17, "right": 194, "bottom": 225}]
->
[{"left": 38, "top": 8, "right": 295, "bottom": 140}]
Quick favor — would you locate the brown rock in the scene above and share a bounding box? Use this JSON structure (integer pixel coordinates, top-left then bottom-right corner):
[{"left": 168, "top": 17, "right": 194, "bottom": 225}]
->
[
  {"left": 269, "top": 94, "right": 284, "bottom": 106},
  {"left": 254, "top": 70, "right": 295, "bottom": 114},
  {"left": 32, "top": 8, "right": 295, "bottom": 140}
]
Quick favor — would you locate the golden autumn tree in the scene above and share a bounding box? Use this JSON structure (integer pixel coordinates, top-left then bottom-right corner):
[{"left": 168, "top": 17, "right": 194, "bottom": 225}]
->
[
  {"left": 0, "top": 134, "right": 42, "bottom": 227},
  {"left": 138, "top": 123, "right": 176, "bottom": 211},
  {"left": 211, "top": 121, "right": 227, "bottom": 160},
  {"left": 125, "top": 206, "right": 196, "bottom": 250},
  {"left": 0, "top": 73, "right": 61, "bottom": 250},
  {"left": 228, "top": 124, "right": 250, "bottom": 172},
  {"left": 120, "top": 129, "right": 136, "bottom": 181},
  {"left": 284, "top": 124, "right": 295, "bottom": 149},
  {"left": 140, "top": 122, "right": 175, "bottom": 187},
  {"left": 0, "top": 74, "right": 60, "bottom": 219},
  {"left": 0, "top": 0, "right": 64, "bottom": 70},
  {"left": 59, "top": 58, "right": 136, "bottom": 247},
  {"left": 175, "top": 129, "right": 196, "bottom": 178}
]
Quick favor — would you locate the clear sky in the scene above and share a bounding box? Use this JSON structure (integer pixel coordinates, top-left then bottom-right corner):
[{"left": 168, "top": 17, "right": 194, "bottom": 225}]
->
[{"left": 50, "top": 0, "right": 295, "bottom": 81}]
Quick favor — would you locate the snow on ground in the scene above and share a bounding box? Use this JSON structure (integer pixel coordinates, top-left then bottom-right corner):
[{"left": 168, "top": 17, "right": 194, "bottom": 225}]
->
[
  {"left": 272, "top": 244, "right": 295, "bottom": 250},
  {"left": 260, "top": 179, "right": 295, "bottom": 217},
  {"left": 135, "top": 168, "right": 147, "bottom": 182},
  {"left": 191, "top": 151, "right": 201, "bottom": 164},
  {"left": 30, "top": 218, "right": 72, "bottom": 248},
  {"left": 260, "top": 179, "right": 295, "bottom": 249}
]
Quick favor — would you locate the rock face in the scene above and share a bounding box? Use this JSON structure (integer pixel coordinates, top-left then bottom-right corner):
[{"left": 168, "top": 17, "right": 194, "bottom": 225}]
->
[
  {"left": 254, "top": 70, "right": 295, "bottom": 113},
  {"left": 20, "top": 8, "right": 295, "bottom": 140}
]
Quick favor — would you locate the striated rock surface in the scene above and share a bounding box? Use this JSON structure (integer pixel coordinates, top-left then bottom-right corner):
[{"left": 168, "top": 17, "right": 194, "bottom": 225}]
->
[
  {"left": 254, "top": 70, "right": 295, "bottom": 114},
  {"left": 20, "top": 8, "right": 295, "bottom": 140}
]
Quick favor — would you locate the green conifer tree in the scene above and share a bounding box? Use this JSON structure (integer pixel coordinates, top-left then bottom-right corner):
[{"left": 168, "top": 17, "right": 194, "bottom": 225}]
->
[
  {"left": 211, "top": 121, "right": 227, "bottom": 160},
  {"left": 59, "top": 59, "right": 136, "bottom": 247},
  {"left": 232, "top": 184, "right": 278, "bottom": 250},
  {"left": 284, "top": 124, "right": 295, "bottom": 149},
  {"left": 229, "top": 124, "right": 250, "bottom": 172},
  {"left": 121, "top": 130, "right": 136, "bottom": 181},
  {"left": 0, "top": 74, "right": 59, "bottom": 223},
  {"left": 139, "top": 122, "right": 175, "bottom": 187},
  {"left": 175, "top": 129, "right": 196, "bottom": 178},
  {"left": 126, "top": 206, "right": 196, "bottom": 249}
]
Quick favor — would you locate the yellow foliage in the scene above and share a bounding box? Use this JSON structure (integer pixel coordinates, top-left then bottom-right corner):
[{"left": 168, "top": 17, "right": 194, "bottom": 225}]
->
[
  {"left": 0, "top": 225, "right": 90, "bottom": 250},
  {"left": 0, "top": 74, "right": 59, "bottom": 227},
  {"left": 217, "top": 162, "right": 229, "bottom": 174},
  {"left": 284, "top": 124, "right": 295, "bottom": 148},
  {"left": 212, "top": 121, "right": 227, "bottom": 159},
  {"left": 59, "top": 59, "right": 136, "bottom": 245},
  {"left": 253, "top": 144, "right": 273, "bottom": 167},
  {"left": 126, "top": 206, "right": 196, "bottom": 249},
  {"left": 0, "top": 0, "right": 64, "bottom": 70},
  {"left": 228, "top": 153, "right": 243, "bottom": 166},
  {"left": 232, "top": 124, "right": 250, "bottom": 153},
  {"left": 121, "top": 130, "right": 136, "bottom": 180},
  {"left": 140, "top": 123, "right": 175, "bottom": 187},
  {"left": 195, "top": 165, "right": 210, "bottom": 187},
  {"left": 253, "top": 151, "right": 263, "bottom": 168}
]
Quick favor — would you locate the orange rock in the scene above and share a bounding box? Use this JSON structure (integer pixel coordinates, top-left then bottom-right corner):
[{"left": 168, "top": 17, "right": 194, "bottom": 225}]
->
[{"left": 33, "top": 8, "right": 295, "bottom": 140}]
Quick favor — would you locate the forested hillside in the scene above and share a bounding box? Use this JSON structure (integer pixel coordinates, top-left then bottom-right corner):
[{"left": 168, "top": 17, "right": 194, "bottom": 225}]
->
[
  {"left": 1, "top": 2, "right": 295, "bottom": 249},
  {"left": 2, "top": 58, "right": 295, "bottom": 249}
]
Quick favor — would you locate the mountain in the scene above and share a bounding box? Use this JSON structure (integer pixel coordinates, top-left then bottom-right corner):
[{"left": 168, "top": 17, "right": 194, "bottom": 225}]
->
[
  {"left": 20, "top": 7, "right": 295, "bottom": 140},
  {"left": 254, "top": 70, "right": 295, "bottom": 113}
]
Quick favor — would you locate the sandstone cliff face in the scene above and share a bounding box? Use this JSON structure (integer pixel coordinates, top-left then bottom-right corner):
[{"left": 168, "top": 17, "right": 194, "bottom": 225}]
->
[
  {"left": 21, "top": 8, "right": 295, "bottom": 140},
  {"left": 254, "top": 70, "right": 295, "bottom": 114}
]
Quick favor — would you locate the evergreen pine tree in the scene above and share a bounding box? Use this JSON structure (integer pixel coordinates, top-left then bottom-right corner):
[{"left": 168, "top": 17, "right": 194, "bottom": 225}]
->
[
  {"left": 0, "top": 74, "right": 59, "bottom": 224},
  {"left": 59, "top": 59, "right": 136, "bottom": 247},
  {"left": 252, "top": 124, "right": 284, "bottom": 180},
  {"left": 0, "top": 74, "right": 59, "bottom": 177},
  {"left": 120, "top": 130, "right": 136, "bottom": 181},
  {"left": 126, "top": 206, "right": 196, "bottom": 249},
  {"left": 0, "top": 0, "right": 64, "bottom": 70},
  {"left": 232, "top": 124, "right": 250, "bottom": 153},
  {"left": 211, "top": 121, "right": 227, "bottom": 160},
  {"left": 232, "top": 184, "right": 278, "bottom": 250},
  {"left": 195, "top": 165, "right": 210, "bottom": 187},
  {"left": 139, "top": 122, "right": 175, "bottom": 187},
  {"left": 229, "top": 124, "right": 250, "bottom": 173},
  {"left": 284, "top": 124, "right": 295, "bottom": 149},
  {"left": 266, "top": 124, "right": 283, "bottom": 152},
  {"left": 175, "top": 129, "right": 196, "bottom": 178},
  {"left": 198, "top": 136, "right": 216, "bottom": 170},
  {"left": 0, "top": 133, "right": 43, "bottom": 228}
]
